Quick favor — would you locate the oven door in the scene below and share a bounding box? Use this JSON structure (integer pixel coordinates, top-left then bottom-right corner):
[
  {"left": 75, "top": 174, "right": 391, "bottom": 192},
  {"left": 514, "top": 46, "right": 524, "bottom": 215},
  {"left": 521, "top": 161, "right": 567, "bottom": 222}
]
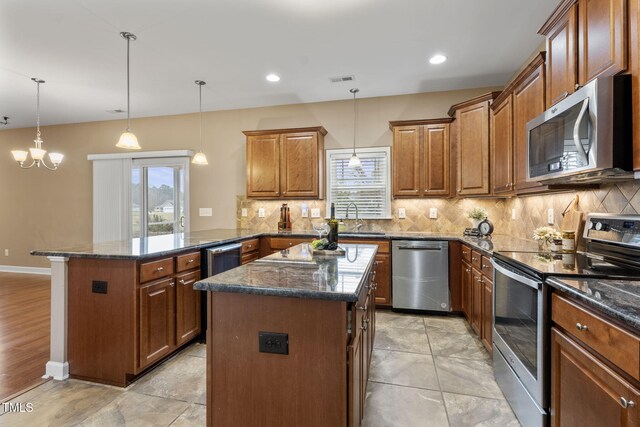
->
[{"left": 492, "top": 258, "right": 548, "bottom": 408}]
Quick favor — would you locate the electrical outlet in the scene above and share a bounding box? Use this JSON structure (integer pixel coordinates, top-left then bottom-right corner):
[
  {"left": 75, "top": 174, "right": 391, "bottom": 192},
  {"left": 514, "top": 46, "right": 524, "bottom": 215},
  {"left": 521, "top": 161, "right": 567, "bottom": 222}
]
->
[
  {"left": 258, "top": 208, "right": 266, "bottom": 218},
  {"left": 4, "top": 249, "right": 8, "bottom": 257},
  {"left": 241, "top": 208, "right": 248, "bottom": 217},
  {"left": 398, "top": 208, "right": 406, "bottom": 219},
  {"left": 301, "top": 204, "right": 308, "bottom": 218},
  {"left": 199, "top": 208, "right": 212, "bottom": 217},
  {"left": 547, "top": 208, "right": 554, "bottom": 225},
  {"left": 429, "top": 208, "right": 438, "bottom": 219},
  {"left": 311, "top": 208, "right": 321, "bottom": 218},
  {"left": 512, "top": 208, "right": 516, "bottom": 220}
]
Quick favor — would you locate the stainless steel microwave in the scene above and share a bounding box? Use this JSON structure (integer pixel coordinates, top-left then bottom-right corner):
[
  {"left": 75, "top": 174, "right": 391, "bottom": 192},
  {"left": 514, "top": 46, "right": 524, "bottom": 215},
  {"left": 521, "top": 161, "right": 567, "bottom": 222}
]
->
[{"left": 526, "top": 75, "right": 632, "bottom": 184}]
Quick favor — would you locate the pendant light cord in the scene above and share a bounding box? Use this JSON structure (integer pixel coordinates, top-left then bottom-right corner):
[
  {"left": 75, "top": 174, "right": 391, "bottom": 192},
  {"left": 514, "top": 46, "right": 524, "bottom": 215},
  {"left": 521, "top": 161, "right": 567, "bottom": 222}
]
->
[
  {"left": 199, "top": 83, "right": 203, "bottom": 151},
  {"left": 126, "top": 36, "right": 131, "bottom": 131},
  {"left": 36, "top": 80, "right": 41, "bottom": 142},
  {"left": 351, "top": 88, "right": 359, "bottom": 155}
]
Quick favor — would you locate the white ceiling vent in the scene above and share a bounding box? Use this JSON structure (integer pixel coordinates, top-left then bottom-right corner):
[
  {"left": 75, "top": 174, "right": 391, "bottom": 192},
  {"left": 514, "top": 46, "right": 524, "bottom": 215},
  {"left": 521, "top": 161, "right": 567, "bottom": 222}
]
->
[{"left": 329, "top": 75, "right": 355, "bottom": 83}]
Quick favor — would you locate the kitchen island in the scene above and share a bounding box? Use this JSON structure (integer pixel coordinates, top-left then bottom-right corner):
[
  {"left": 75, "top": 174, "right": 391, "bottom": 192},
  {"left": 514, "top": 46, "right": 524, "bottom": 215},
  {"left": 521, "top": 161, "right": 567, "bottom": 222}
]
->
[{"left": 194, "top": 243, "right": 378, "bottom": 427}]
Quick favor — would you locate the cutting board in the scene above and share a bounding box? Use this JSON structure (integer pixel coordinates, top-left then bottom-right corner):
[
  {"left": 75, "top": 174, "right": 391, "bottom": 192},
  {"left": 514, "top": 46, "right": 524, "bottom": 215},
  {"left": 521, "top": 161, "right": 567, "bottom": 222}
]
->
[{"left": 561, "top": 197, "right": 584, "bottom": 245}]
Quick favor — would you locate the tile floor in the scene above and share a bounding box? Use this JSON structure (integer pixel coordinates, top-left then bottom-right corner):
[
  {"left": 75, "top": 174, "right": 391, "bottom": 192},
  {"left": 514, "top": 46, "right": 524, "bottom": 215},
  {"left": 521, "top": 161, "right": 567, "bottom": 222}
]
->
[{"left": 0, "top": 311, "right": 518, "bottom": 426}]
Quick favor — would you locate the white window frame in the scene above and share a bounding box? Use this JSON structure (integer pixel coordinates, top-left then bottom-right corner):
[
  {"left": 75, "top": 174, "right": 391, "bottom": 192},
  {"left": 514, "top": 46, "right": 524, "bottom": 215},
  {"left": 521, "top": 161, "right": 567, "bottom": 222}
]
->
[{"left": 325, "top": 147, "right": 392, "bottom": 220}]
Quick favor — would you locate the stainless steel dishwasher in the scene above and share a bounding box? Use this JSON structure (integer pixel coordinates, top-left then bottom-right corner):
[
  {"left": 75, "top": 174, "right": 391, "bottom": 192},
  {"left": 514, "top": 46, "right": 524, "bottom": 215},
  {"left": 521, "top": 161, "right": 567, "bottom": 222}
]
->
[{"left": 392, "top": 240, "right": 449, "bottom": 311}]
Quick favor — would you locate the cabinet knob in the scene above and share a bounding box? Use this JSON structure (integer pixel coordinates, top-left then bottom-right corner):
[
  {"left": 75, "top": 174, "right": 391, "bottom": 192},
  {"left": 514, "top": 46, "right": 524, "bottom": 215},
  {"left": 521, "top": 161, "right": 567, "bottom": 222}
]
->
[
  {"left": 283, "top": 191, "right": 286, "bottom": 195},
  {"left": 472, "top": 257, "right": 477, "bottom": 261},
  {"left": 562, "top": 91, "right": 570, "bottom": 99},
  {"left": 169, "top": 282, "right": 175, "bottom": 287},
  {"left": 187, "top": 259, "right": 194, "bottom": 263},
  {"left": 576, "top": 323, "right": 588, "bottom": 331},
  {"left": 466, "top": 269, "right": 471, "bottom": 273},
  {"left": 620, "top": 397, "right": 636, "bottom": 408},
  {"left": 289, "top": 243, "right": 293, "bottom": 246},
  {"left": 157, "top": 266, "right": 164, "bottom": 272},
  {"left": 179, "top": 279, "right": 186, "bottom": 284},
  {"left": 574, "top": 84, "right": 581, "bottom": 91}
]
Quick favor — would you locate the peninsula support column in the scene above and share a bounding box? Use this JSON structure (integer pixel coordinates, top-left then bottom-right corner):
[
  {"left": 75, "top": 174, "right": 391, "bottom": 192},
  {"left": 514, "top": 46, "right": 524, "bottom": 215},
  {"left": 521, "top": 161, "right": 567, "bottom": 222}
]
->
[{"left": 45, "top": 256, "right": 69, "bottom": 380}]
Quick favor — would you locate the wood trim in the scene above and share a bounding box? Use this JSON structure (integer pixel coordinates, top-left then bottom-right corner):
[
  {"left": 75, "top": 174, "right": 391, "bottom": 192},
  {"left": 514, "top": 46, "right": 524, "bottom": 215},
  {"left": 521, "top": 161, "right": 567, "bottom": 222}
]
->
[
  {"left": 447, "top": 92, "right": 501, "bottom": 117},
  {"left": 388, "top": 117, "right": 454, "bottom": 130},
  {"left": 242, "top": 126, "right": 327, "bottom": 137},
  {"left": 538, "top": 0, "right": 579, "bottom": 35},
  {"left": 492, "top": 52, "right": 547, "bottom": 109}
]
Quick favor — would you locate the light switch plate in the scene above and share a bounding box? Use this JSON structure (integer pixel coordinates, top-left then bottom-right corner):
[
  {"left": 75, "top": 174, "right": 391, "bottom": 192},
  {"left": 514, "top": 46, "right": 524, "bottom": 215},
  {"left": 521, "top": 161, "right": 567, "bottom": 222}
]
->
[
  {"left": 199, "top": 208, "right": 212, "bottom": 217},
  {"left": 258, "top": 208, "right": 266, "bottom": 218},
  {"left": 398, "top": 208, "right": 406, "bottom": 219},
  {"left": 547, "top": 208, "right": 554, "bottom": 225},
  {"left": 429, "top": 208, "right": 438, "bottom": 219},
  {"left": 311, "top": 208, "right": 321, "bottom": 218},
  {"left": 301, "top": 204, "right": 308, "bottom": 218},
  {"left": 241, "top": 208, "right": 248, "bottom": 217},
  {"left": 512, "top": 208, "right": 516, "bottom": 220},
  {"left": 4, "top": 249, "right": 8, "bottom": 257}
]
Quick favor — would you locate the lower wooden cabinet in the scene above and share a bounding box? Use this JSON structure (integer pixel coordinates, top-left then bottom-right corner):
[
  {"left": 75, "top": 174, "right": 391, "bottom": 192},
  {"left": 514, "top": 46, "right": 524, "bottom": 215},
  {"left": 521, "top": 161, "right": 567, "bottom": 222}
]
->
[
  {"left": 461, "top": 260, "right": 472, "bottom": 319},
  {"left": 176, "top": 270, "right": 202, "bottom": 346},
  {"left": 481, "top": 276, "right": 493, "bottom": 354},
  {"left": 348, "top": 331, "right": 363, "bottom": 427},
  {"left": 460, "top": 244, "right": 493, "bottom": 353},
  {"left": 341, "top": 238, "right": 392, "bottom": 307},
  {"left": 470, "top": 268, "right": 483, "bottom": 335},
  {"left": 139, "top": 277, "right": 176, "bottom": 368},
  {"left": 551, "top": 328, "right": 640, "bottom": 427}
]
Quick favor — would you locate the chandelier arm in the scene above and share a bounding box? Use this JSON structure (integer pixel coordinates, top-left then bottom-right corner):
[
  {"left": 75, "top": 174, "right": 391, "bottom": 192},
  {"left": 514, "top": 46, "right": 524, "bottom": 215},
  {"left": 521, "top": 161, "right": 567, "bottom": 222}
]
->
[
  {"left": 41, "top": 159, "right": 59, "bottom": 171},
  {"left": 18, "top": 160, "right": 37, "bottom": 169}
]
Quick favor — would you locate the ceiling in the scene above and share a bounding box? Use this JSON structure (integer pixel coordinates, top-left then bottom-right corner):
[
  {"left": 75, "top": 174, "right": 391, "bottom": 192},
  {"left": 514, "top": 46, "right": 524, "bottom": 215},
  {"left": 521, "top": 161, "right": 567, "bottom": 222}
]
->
[{"left": 0, "top": 0, "right": 558, "bottom": 129}]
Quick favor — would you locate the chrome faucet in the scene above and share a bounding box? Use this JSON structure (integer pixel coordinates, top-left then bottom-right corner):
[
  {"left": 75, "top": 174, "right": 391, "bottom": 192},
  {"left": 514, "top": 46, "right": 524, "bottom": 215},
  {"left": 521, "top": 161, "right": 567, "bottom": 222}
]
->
[{"left": 345, "top": 202, "right": 363, "bottom": 232}]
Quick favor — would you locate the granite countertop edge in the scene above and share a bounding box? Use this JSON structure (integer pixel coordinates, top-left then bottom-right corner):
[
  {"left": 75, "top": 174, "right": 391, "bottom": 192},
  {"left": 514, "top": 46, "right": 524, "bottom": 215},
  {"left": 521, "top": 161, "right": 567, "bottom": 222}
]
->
[
  {"left": 546, "top": 278, "right": 640, "bottom": 332},
  {"left": 193, "top": 282, "right": 361, "bottom": 302}
]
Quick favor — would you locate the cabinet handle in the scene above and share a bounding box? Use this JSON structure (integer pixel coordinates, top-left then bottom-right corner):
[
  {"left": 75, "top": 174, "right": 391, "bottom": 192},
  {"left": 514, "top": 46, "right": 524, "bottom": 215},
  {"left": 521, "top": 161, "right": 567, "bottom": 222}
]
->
[
  {"left": 157, "top": 266, "right": 164, "bottom": 272},
  {"left": 576, "top": 323, "right": 588, "bottom": 331},
  {"left": 179, "top": 279, "right": 186, "bottom": 284},
  {"left": 187, "top": 259, "right": 194, "bottom": 264},
  {"left": 357, "top": 304, "right": 368, "bottom": 312},
  {"left": 472, "top": 257, "right": 477, "bottom": 262},
  {"left": 169, "top": 282, "right": 175, "bottom": 287},
  {"left": 562, "top": 91, "right": 570, "bottom": 99},
  {"left": 466, "top": 269, "right": 471, "bottom": 273},
  {"left": 574, "top": 84, "right": 581, "bottom": 91},
  {"left": 620, "top": 397, "right": 636, "bottom": 408},
  {"left": 247, "top": 245, "right": 252, "bottom": 248},
  {"left": 289, "top": 243, "right": 293, "bottom": 246}
]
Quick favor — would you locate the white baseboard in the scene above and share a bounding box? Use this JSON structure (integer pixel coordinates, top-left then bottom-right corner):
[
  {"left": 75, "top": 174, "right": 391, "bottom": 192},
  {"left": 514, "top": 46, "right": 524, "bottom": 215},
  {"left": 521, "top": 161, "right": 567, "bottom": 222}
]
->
[
  {"left": 44, "top": 361, "right": 69, "bottom": 380},
  {"left": 0, "top": 265, "right": 51, "bottom": 275}
]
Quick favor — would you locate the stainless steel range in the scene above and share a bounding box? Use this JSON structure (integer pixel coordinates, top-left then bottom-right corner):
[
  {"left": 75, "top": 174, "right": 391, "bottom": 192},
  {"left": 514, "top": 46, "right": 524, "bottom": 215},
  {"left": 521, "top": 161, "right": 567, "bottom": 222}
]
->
[{"left": 491, "top": 213, "right": 640, "bottom": 427}]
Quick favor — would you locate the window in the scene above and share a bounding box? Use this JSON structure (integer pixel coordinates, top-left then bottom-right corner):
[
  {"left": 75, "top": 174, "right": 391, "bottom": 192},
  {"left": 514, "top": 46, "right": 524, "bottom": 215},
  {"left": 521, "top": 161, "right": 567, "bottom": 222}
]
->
[{"left": 326, "top": 147, "right": 391, "bottom": 219}]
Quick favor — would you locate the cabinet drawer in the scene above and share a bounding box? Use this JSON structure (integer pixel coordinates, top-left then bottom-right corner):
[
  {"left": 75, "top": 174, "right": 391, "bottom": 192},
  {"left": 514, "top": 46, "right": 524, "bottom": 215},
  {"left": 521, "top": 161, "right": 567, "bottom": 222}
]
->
[
  {"left": 176, "top": 252, "right": 200, "bottom": 273},
  {"left": 552, "top": 293, "right": 640, "bottom": 379},
  {"left": 140, "top": 258, "right": 174, "bottom": 283},
  {"left": 471, "top": 250, "right": 482, "bottom": 269},
  {"left": 269, "top": 237, "right": 310, "bottom": 250},
  {"left": 340, "top": 239, "right": 390, "bottom": 254},
  {"left": 241, "top": 238, "right": 259, "bottom": 254},
  {"left": 462, "top": 245, "right": 472, "bottom": 262},
  {"left": 241, "top": 251, "right": 260, "bottom": 265},
  {"left": 481, "top": 255, "right": 494, "bottom": 278}
]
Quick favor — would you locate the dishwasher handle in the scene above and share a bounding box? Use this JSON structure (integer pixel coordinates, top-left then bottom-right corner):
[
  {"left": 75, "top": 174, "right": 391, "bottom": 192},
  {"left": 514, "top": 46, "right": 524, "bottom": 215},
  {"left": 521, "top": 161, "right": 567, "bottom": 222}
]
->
[
  {"left": 207, "top": 242, "right": 242, "bottom": 254},
  {"left": 395, "top": 246, "right": 443, "bottom": 251}
]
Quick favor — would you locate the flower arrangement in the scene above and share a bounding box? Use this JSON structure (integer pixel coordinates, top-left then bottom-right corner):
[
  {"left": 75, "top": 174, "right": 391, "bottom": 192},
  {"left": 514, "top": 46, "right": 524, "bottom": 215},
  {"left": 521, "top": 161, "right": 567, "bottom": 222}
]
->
[
  {"left": 532, "top": 226, "right": 561, "bottom": 243},
  {"left": 467, "top": 208, "right": 488, "bottom": 220}
]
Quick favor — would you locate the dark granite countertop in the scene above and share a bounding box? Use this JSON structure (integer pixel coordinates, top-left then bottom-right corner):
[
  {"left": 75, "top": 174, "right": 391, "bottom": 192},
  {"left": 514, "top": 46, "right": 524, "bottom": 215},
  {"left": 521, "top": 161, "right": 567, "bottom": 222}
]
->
[
  {"left": 194, "top": 243, "right": 378, "bottom": 302},
  {"left": 546, "top": 276, "right": 640, "bottom": 331},
  {"left": 31, "top": 228, "right": 538, "bottom": 260}
]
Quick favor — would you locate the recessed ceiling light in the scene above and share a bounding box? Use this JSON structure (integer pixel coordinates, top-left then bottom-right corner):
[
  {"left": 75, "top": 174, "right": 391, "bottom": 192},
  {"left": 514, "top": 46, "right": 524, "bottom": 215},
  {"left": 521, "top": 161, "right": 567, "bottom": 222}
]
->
[
  {"left": 429, "top": 54, "right": 447, "bottom": 65},
  {"left": 266, "top": 74, "right": 280, "bottom": 82}
]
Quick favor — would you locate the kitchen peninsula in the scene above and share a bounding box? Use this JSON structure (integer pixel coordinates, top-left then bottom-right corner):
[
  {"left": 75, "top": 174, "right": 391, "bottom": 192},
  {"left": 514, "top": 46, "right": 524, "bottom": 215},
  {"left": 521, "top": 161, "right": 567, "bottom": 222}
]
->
[{"left": 195, "top": 243, "right": 378, "bottom": 426}]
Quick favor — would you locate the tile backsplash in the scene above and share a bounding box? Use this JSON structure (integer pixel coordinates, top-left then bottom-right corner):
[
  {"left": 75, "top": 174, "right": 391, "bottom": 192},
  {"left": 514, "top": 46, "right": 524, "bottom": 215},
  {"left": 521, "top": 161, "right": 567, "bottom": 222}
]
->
[{"left": 237, "top": 181, "right": 640, "bottom": 240}]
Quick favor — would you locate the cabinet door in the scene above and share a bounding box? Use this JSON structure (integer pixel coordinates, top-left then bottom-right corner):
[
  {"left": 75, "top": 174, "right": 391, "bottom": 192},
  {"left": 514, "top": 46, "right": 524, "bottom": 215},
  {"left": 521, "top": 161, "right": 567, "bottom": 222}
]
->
[
  {"left": 373, "top": 253, "right": 391, "bottom": 306},
  {"left": 578, "top": 0, "right": 628, "bottom": 85},
  {"left": 175, "top": 271, "right": 201, "bottom": 346},
  {"left": 139, "top": 278, "right": 176, "bottom": 369},
  {"left": 423, "top": 124, "right": 450, "bottom": 196},
  {"left": 471, "top": 269, "right": 482, "bottom": 335},
  {"left": 280, "top": 132, "right": 320, "bottom": 198},
  {"left": 461, "top": 261, "right": 472, "bottom": 320},
  {"left": 481, "top": 277, "right": 493, "bottom": 353},
  {"left": 348, "top": 332, "right": 363, "bottom": 427},
  {"left": 551, "top": 328, "right": 640, "bottom": 427},
  {"left": 246, "top": 134, "right": 280, "bottom": 198},
  {"left": 392, "top": 126, "right": 422, "bottom": 197},
  {"left": 457, "top": 102, "right": 490, "bottom": 196},
  {"left": 514, "top": 63, "right": 547, "bottom": 193},
  {"left": 546, "top": 4, "right": 578, "bottom": 107},
  {"left": 491, "top": 95, "right": 514, "bottom": 194}
]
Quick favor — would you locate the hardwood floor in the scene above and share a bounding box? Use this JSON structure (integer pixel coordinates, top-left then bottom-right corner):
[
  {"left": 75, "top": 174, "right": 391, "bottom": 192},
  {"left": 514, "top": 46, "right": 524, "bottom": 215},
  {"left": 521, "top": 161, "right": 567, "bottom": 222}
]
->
[{"left": 0, "top": 273, "right": 50, "bottom": 402}]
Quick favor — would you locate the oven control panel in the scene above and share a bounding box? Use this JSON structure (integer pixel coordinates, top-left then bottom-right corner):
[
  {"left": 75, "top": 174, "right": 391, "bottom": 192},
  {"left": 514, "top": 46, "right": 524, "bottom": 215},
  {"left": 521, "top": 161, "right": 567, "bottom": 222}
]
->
[{"left": 584, "top": 214, "right": 640, "bottom": 247}]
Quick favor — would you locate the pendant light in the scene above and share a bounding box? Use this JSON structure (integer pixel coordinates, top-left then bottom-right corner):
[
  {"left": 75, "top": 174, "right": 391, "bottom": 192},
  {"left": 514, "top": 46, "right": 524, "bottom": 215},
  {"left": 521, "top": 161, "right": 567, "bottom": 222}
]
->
[
  {"left": 348, "top": 88, "right": 361, "bottom": 169},
  {"left": 116, "top": 32, "right": 141, "bottom": 149},
  {"left": 11, "top": 78, "right": 64, "bottom": 170},
  {"left": 191, "top": 80, "right": 208, "bottom": 165}
]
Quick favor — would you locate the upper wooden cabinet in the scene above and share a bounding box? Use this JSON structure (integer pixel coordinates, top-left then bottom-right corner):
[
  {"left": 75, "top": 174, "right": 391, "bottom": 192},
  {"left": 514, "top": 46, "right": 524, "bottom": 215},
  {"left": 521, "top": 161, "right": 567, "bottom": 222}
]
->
[
  {"left": 389, "top": 118, "right": 453, "bottom": 198},
  {"left": 490, "top": 95, "right": 514, "bottom": 195},
  {"left": 633, "top": 0, "right": 640, "bottom": 171},
  {"left": 244, "top": 127, "right": 326, "bottom": 199},
  {"left": 449, "top": 93, "right": 499, "bottom": 196},
  {"left": 540, "top": 0, "right": 628, "bottom": 107}
]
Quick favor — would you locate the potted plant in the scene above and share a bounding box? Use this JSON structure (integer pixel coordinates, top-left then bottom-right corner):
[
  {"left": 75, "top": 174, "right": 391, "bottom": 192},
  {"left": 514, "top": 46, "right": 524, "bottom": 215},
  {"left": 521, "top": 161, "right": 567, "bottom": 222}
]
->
[
  {"left": 532, "top": 226, "right": 561, "bottom": 251},
  {"left": 467, "top": 207, "right": 488, "bottom": 229}
]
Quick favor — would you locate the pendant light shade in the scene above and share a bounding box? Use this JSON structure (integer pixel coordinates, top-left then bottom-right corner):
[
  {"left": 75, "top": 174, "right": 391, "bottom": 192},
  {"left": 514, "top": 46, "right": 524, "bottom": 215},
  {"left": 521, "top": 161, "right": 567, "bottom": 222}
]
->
[
  {"left": 116, "top": 32, "right": 141, "bottom": 149},
  {"left": 349, "top": 88, "right": 361, "bottom": 169},
  {"left": 192, "top": 80, "right": 208, "bottom": 165}
]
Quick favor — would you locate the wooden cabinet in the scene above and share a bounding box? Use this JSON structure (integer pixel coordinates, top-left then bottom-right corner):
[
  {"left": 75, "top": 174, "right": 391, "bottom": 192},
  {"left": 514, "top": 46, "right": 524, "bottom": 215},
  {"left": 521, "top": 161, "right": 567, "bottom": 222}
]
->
[
  {"left": 551, "top": 328, "right": 640, "bottom": 427},
  {"left": 513, "top": 57, "right": 547, "bottom": 193},
  {"left": 632, "top": 0, "right": 640, "bottom": 171},
  {"left": 341, "top": 238, "right": 392, "bottom": 307},
  {"left": 265, "top": 236, "right": 312, "bottom": 253},
  {"left": 348, "top": 330, "right": 363, "bottom": 427},
  {"left": 240, "top": 238, "right": 260, "bottom": 265},
  {"left": 139, "top": 277, "right": 176, "bottom": 369},
  {"left": 460, "top": 244, "right": 493, "bottom": 353},
  {"left": 176, "top": 270, "right": 201, "bottom": 346},
  {"left": 449, "top": 93, "right": 499, "bottom": 196},
  {"left": 244, "top": 127, "right": 326, "bottom": 199},
  {"left": 390, "top": 119, "right": 452, "bottom": 198},
  {"left": 481, "top": 276, "right": 493, "bottom": 354},
  {"left": 461, "top": 260, "right": 472, "bottom": 319},
  {"left": 470, "top": 268, "right": 483, "bottom": 335},
  {"left": 540, "top": 0, "right": 628, "bottom": 108},
  {"left": 490, "top": 94, "right": 514, "bottom": 194}
]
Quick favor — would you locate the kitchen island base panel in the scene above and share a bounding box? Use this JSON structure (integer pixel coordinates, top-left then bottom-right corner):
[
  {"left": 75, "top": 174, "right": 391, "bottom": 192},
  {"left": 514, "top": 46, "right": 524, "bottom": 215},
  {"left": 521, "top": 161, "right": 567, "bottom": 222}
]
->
[
  {"left": 207, "top": 292, "right": 348, "bottom": 427},
  {"left": 44, "top": 256, "right": 69, "bottom": 381}
]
